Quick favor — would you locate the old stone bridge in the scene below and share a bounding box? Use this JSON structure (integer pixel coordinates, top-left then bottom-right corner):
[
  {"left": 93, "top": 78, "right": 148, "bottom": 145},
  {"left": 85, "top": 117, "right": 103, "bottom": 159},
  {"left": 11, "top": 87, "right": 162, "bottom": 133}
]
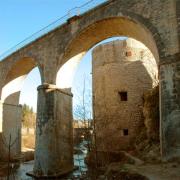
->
[{"left": 0, "top": 0, "right": 179, "bottom": 177}]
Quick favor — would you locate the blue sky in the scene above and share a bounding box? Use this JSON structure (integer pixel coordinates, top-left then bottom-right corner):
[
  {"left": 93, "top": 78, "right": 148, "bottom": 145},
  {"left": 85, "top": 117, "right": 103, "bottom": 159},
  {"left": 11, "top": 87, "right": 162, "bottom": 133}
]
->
[
  {"left": 0, "top": 0, "right": 105, "bottom": 112},
  {"left": 0, "top": 0, "right": 106, "bottom": 55},
  {"left": 0, "top": 0, "right": 126, "bottom": 117}
]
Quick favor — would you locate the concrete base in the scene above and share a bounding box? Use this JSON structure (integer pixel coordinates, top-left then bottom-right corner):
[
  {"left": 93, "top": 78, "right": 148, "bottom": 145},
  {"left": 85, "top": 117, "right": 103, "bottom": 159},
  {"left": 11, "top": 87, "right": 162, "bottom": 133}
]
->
[{"left": 26, "top": 166, "right": 75, "bottom": 179}]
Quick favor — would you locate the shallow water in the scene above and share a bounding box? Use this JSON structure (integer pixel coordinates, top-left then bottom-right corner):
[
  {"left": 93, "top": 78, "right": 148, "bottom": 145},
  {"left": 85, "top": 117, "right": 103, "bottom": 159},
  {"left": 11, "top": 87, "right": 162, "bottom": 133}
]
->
[
  {"left": 0, "top": 161, "right": 33, "bottom": 180},
  {"left": 71, "top": 140, "right": 88, "bottom": 177},
  {"left": 2, "top": 140, "right": 88, "bottom": 180}
]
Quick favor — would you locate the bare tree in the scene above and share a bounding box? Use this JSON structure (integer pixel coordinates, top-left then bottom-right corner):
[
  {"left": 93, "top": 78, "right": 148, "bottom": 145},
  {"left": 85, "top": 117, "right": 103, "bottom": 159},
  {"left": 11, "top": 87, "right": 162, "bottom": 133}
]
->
[{"left": 73, "top": 74, "right": 93, "bottom": 177}]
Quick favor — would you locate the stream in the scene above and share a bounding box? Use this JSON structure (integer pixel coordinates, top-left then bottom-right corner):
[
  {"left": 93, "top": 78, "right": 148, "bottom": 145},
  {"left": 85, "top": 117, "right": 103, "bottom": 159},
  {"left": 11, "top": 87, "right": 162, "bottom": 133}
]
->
[{"left": 1, "top": 140, "right": 88, "bottom": 180}]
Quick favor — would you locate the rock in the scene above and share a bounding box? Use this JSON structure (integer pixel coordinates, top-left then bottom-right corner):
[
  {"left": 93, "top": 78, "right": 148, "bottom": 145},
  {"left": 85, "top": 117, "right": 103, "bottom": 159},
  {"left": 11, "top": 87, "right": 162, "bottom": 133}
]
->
[
  {"left": 21, "top": 150, "right": 34, "bottom": 162},
  {"left": 105, "top": 163, "right": 149, "bottom": 180},
  {"left": 122, "top": 151, "right": 144, "bottom": 165},
  {"left": 74, "top": 147, "right": 83, "bottom": 154}
]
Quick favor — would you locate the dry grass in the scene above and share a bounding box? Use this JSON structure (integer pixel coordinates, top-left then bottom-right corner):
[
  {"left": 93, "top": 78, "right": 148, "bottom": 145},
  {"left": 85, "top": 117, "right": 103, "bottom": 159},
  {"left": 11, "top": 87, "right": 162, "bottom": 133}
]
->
[{"left": 22, "top": 134, "right": 35, "bottom": 150}]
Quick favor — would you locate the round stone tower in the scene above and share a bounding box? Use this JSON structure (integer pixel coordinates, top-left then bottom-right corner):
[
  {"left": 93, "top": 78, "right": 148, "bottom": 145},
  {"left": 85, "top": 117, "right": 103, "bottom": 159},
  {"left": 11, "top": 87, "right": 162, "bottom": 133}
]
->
[{"left": 92, "top": 38, "right": 158, "bottom": 152}]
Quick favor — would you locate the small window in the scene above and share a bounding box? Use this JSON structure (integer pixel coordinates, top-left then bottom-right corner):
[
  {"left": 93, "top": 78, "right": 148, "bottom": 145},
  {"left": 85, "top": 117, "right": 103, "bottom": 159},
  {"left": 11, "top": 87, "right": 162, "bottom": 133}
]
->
[
  {"left": 125, "top": 51, "right": 132, "bottom": 57},
  {"left": 118, "top": 91, "right": 128, "bottom": 101},
  {"left": 123, "top": 129, "right": 128, "bottom": 136}
]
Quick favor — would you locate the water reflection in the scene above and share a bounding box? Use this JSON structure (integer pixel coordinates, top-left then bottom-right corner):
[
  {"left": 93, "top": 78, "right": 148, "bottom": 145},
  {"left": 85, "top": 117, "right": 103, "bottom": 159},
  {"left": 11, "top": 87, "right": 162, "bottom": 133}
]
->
[
  {"left": 71, "top": 140, "right": 88, "bottom": 178},
  {"left": 2, "top": 140, "right": 88, "bottom": 180}
]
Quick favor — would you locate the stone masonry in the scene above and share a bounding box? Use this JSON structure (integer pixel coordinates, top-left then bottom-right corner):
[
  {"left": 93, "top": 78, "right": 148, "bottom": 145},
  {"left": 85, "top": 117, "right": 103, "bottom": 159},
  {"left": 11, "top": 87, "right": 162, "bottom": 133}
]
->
[
  {"left": 0, "top": 0, "right": 179, "bottom": 176},
  {"left": 92, "top": 38, "right": 158, "bottom": 152},
  {"left": 0, "top": 102, "right": 21, "bottom": 160}
]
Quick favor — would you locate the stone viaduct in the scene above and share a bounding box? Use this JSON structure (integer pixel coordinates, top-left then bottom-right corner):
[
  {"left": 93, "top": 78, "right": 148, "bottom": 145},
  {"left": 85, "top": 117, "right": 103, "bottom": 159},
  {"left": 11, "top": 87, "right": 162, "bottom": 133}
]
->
[{"left": 0, "top": 0, "right": 179, "bottom": 177}]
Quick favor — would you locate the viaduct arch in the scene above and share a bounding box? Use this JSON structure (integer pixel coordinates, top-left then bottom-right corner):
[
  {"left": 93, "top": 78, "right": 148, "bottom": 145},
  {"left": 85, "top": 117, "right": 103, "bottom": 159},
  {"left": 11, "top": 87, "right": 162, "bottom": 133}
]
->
[{"left": 0, "top": 0, "right": 179, "bottom": 177}]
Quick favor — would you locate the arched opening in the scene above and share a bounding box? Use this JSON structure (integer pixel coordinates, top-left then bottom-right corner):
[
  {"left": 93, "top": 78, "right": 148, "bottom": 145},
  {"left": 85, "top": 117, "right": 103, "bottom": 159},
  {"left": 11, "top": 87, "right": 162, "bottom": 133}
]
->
[
  {"left": 56, "top": 41, "right": 158, "bottom": 172},
  {"left": 20, "top": 67, "right": 41, "bottom": 158},
  {"left": 56, "top": 16, "right": 160, "bottom": 172},
  {"left": 61, "top": 17, "right": 159, "bottom": 65},
  {"left": 0, "top": 57, "right": 42, "bottom": 162}
]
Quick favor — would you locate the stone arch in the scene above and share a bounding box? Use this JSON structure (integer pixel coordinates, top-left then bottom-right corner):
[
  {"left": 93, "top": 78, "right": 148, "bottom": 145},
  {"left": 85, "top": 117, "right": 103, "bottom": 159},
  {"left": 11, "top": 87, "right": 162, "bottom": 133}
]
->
[
  {"left": 0, "top": 56, "right": 42, "bottom": 160},
  {"left": 63, "top": 15, "right": 163, "bottom": 61},
  {"left": 56, "top": 15, "right": 161, "bottom": 88},
  {"left": 1, "top": 57, "right": 43, "bottom": 104}
]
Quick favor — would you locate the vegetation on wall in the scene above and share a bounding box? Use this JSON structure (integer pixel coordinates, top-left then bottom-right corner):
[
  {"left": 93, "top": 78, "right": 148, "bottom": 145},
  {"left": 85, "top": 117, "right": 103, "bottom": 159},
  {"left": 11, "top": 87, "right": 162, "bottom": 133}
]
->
[{"left": 135, "top": 85, "right": 160, "bottom": 162}]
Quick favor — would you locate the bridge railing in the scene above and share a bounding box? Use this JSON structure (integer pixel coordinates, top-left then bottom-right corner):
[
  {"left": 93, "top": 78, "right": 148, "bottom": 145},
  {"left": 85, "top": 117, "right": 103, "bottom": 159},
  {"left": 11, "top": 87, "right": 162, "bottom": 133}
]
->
[{"left": 0, "top": 0, "right": 107, "bottom": 61}]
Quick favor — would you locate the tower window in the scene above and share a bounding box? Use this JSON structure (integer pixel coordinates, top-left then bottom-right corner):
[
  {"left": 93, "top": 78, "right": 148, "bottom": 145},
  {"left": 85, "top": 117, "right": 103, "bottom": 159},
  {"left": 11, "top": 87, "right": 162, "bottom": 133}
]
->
[
  {"left": 123, "top": 129, "right": 128, "bottom": 136},
  {"left": 118, "top": 91, "right": 128, "bottom": 101},
  {"left": 125, "top": 51, "right": 132, "bottom": 57}
]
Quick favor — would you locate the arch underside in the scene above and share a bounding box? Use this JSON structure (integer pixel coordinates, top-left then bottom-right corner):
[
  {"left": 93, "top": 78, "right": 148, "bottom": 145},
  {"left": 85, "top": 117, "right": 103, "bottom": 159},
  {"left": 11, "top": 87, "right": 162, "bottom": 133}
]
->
[
  {"left": 63, "top": 17, "right": 159, "bottom": 63},
  {"left": 1, "top": 57, "right": 41, "bottom": 104},
  {"left": 57, "top": 16, "right": 159, "bottom": 88}
]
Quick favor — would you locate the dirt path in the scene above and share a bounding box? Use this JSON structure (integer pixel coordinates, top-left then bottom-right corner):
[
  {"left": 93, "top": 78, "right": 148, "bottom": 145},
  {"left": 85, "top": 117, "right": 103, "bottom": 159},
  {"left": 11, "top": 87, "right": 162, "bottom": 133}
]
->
[{"left": 124, "top": 163, "right": 180, "bottom": 180}]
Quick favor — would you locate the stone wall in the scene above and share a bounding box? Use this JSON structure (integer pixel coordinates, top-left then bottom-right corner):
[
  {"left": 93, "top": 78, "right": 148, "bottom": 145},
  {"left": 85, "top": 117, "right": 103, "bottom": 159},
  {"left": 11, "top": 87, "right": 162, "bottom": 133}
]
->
[
  {"left": 92, "top": 38, "right": 158, "bottom": 152},
  {"left": 0, "top": 101, "right": 22, "bottom": 160}
]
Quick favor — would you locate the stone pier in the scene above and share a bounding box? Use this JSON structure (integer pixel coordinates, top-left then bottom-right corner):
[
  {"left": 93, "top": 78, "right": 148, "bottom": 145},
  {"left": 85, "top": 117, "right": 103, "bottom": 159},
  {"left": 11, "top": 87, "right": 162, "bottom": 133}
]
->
[
  {"left": 160, "top": 58, "right": 180, "bottom": 161},
  {"left": 32, "top": 84, "right": 73, "bottom": 177},
  {"left": 0, "top": 101, "right": 22, "bottom": 161}
]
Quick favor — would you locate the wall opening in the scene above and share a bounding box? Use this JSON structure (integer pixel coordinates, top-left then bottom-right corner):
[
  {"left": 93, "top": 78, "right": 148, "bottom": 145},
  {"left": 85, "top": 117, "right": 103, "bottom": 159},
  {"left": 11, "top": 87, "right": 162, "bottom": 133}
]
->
[
  {"left": 126, "top": 51, "right": 132, "bottom": 57},
  {"left": 123, "top": 129, "right": 129, "bottom": 136},
  {"left": 119, "top": 91, "right": 128, "bottom": 101}
]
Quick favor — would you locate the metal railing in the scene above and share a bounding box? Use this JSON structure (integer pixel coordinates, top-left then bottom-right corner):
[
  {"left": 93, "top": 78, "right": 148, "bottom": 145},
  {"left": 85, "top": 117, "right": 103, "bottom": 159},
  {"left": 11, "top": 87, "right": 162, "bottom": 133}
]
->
[{"left": 0, "top": 0, "right": 107, "bottom": 61}]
